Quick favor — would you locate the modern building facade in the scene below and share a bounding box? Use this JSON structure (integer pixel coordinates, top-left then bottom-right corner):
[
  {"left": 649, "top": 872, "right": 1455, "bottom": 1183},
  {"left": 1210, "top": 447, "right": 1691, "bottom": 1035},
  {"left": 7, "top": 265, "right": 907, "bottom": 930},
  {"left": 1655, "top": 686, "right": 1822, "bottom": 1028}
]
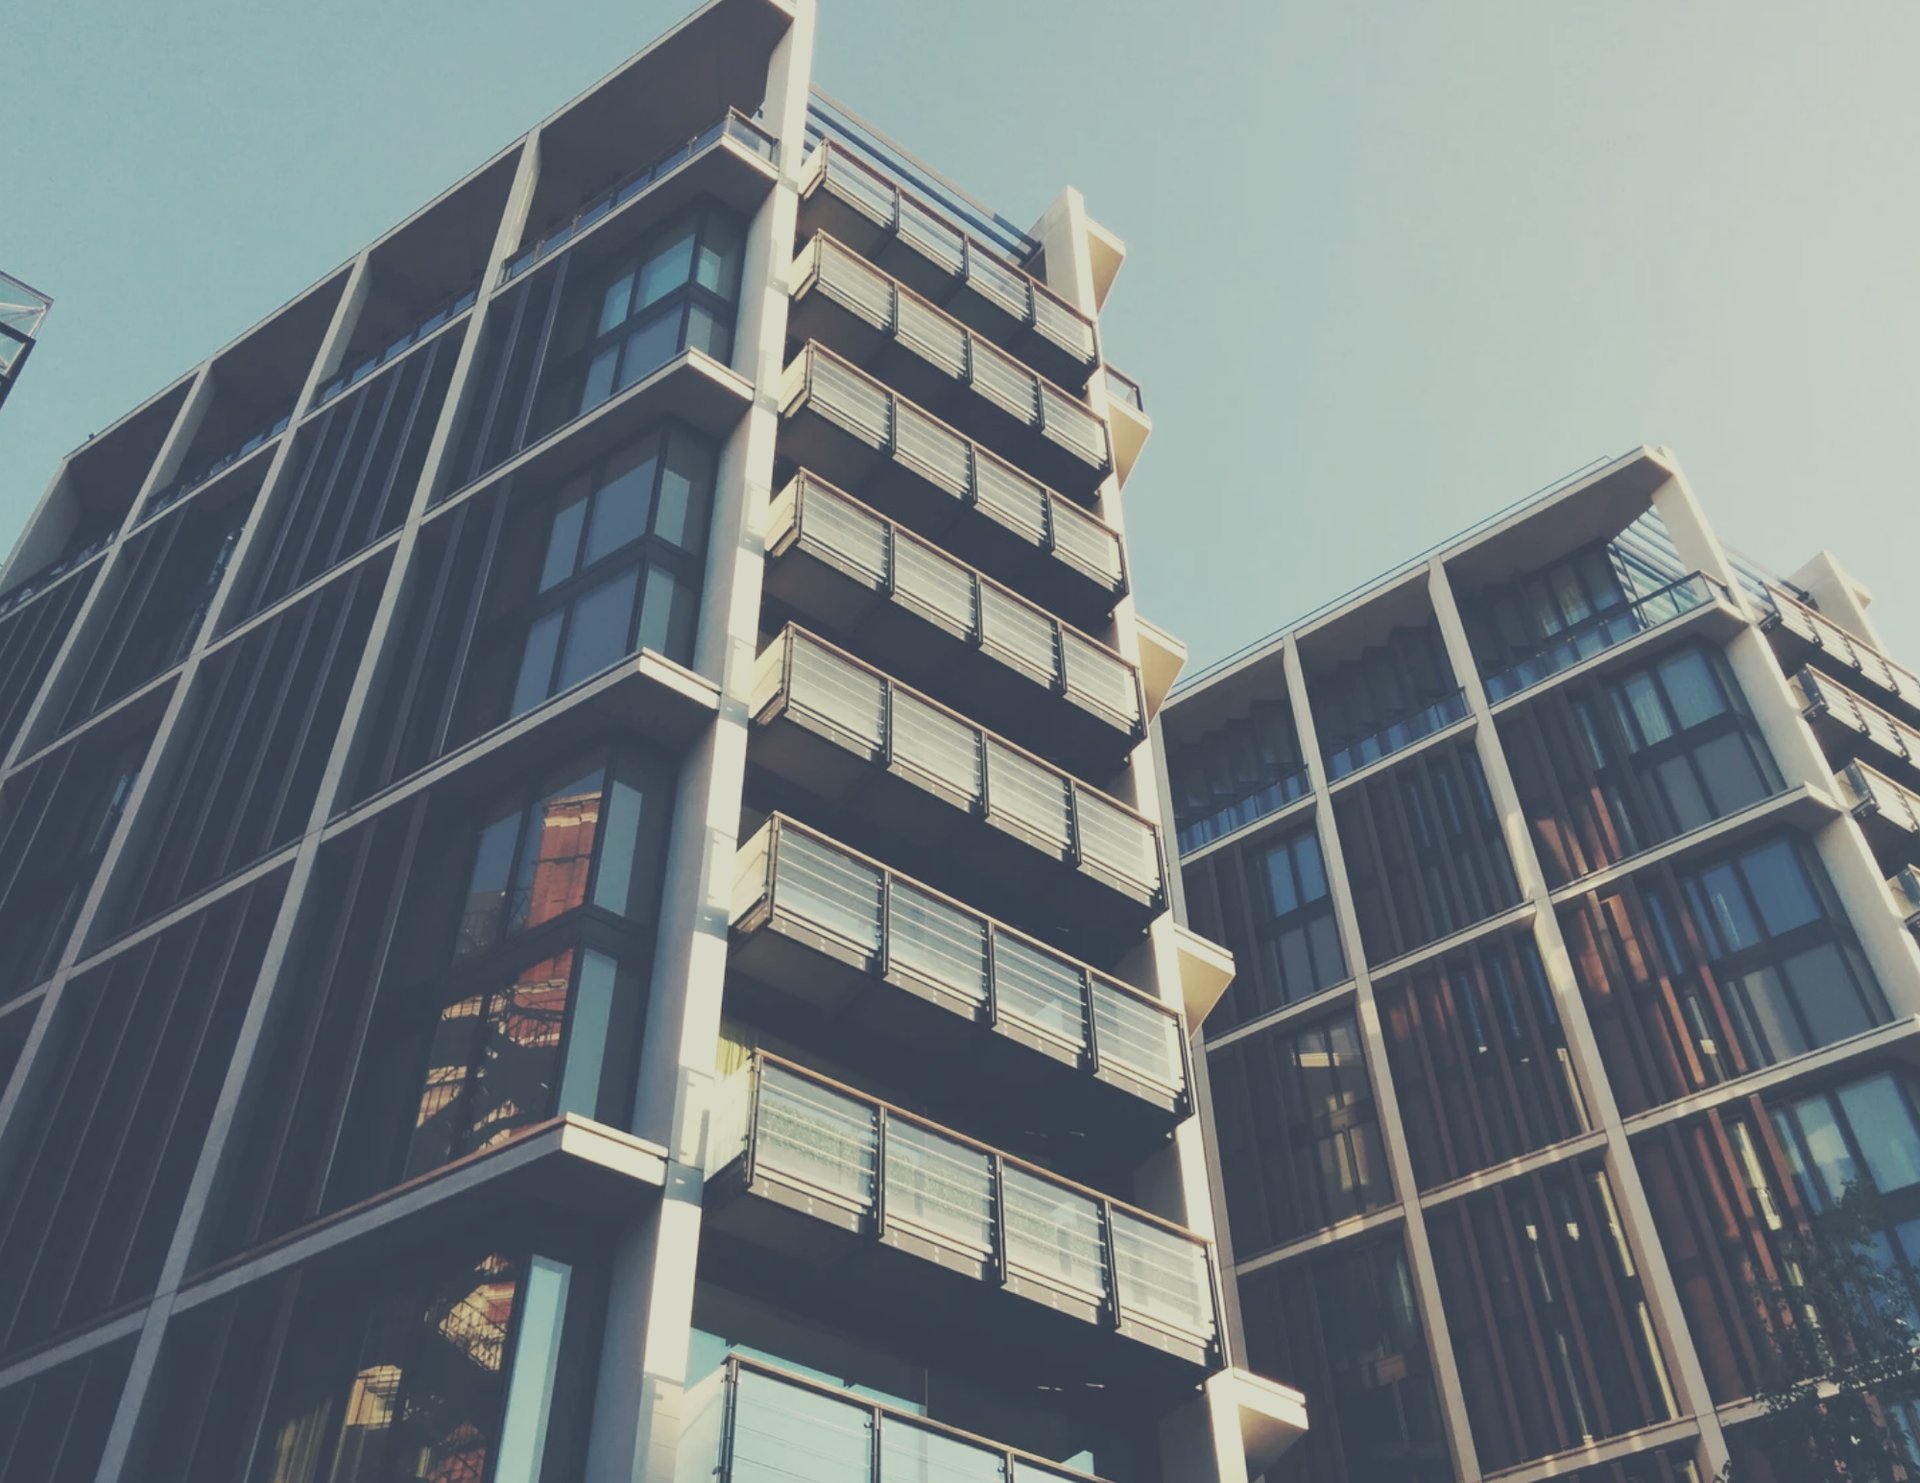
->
[
  {"left": 0, "top": 3, "right": 1305, "bottom": 1481},
  {"left": 0, "top": 271, "right": 51, "bottom": 415},
  {"left": 1165, "top": 448, "right": 1920, "bottom": 1482}
]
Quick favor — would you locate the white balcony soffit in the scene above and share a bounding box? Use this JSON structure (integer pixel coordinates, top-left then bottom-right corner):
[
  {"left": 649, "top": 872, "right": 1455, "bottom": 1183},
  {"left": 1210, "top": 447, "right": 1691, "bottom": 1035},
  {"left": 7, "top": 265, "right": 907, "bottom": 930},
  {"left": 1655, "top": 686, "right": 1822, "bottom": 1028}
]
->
[
  {"left": 1174, "top": 923, "right": 1236, "bottom": 1027},
  {"left": 1135, "top": 615, "right": 1186, "bottom": 720}
]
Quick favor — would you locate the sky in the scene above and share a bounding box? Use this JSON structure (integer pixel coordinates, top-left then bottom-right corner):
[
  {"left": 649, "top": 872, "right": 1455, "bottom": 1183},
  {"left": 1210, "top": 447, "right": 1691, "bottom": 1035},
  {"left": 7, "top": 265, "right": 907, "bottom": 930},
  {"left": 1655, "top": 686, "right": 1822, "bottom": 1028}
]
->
[{"left": 4, "top": 0, "right": 1918, "bottom": 670}]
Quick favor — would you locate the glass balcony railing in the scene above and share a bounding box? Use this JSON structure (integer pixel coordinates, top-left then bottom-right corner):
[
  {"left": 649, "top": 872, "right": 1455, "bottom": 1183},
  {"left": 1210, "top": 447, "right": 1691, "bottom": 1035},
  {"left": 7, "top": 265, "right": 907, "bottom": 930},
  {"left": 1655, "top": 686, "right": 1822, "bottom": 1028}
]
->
[
  {"left": 1324, "top": 688, "right": 1470, "bottom": 782},
  {"left": 1481, "top": 572, "right": 1728, "bottom": 703},
  {"left": 1175, "top": 767, "right": 1311, "bottom": 856},
  {"left": 734, "top": 815, "right": 1187, "bottom": 1106},
  {"left": 802, "top": 140, "right": 1097, "bottom": 369},
  {"left": 0, "top": 535, "right": 113, "bottom": 620},
  {"left": 502, "top": 109, "right": 777, "bottom": 283},
  {"left": 683, "top": 1356, "right": 1115, "bottom": 1483},
  {"left": 752, "top": 628, "right": 1165, "bottom": 911},
  {"left": 1766, "top": 584, "right": 1920, "bottom": 720},
  {"left": 1891, "top": 865, "right": 1920, "bottom": 926},
  {"left": 144, "top": 411, "right": 294, "bottom": 518},
  {"left": 311, "top": 282, "right": 480, "bottom": 409},
  {"left": 1837, "top": 760, "right": 1920, "bottom": 837},
  {"left": 1103, "top": 366, "right": 1145, "bottom": 414},
  {"left": 712, "top": 1054, "right": 1221, "bottom": 1360},
  {"left": 796, "top": 236, "right": 1111, "bottom": 484},
  {"left": 1792, "top": 666, "right": 1920, "bottom": 771},
  {"left": 767, "top": 474, "right": 1136, "bottom": 732}
]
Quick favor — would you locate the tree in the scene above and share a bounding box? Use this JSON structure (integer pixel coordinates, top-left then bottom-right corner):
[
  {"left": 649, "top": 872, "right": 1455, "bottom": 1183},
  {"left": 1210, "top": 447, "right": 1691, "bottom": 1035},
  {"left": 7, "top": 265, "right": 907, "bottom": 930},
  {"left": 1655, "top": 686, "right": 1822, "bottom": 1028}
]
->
[{"left": 1736, "top": 1184, "right": 1920, "bottom": 1481}]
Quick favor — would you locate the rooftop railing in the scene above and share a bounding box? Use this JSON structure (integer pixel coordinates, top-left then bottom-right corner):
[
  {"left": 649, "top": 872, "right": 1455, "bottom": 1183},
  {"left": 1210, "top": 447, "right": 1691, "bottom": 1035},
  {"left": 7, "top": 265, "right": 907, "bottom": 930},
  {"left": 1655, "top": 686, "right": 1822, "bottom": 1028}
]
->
[
  {"left": 693, "top": 1357, "right": 1117, "bottom": 1483},
  {"left": 1481, "top": 572, "right": 1728, "bottom": 703},
  {"left": 802, "top": 139, "right": 1097, "bottom": 366},
  {"left": 1324, "top": 688, "right": 1470, "bottom": 782},
  {"left": 735, "top": 815, "right": 1187, "bottom": 1105},
  {"left": 1765, "top": 584, "right": 1920, "bottom": 720},
  {"left": 1837, "top": 760, "right": 1920, "bottom": 838},
  {"left": 0, "top": 535, "right": 113, "bottom": 621},
  {"left": 501, "top": 108, "right": 777, "bottom": 283},
  {"left": 1175, "top": 766, "right": 1311, "bottom": 856},
  {"left": 751, "top": 628, "right": 1165, "bottom": 910},
  {"left": 1792, "top": 666, "right": 1920, "bottom": 771},
  {"left": 1103, "top": 366, "right": 1145, "bottom": 414},
  {"left": 310, "top": 282, "right": 479, "bottom": 409},
  {"left": 797, "top": 235, "right": 1111, "bottom": 482},
  {"left": 768, "top": 474, "right": 1137, "bottom": 734},
  {"left": 143, "top": 411, "right": 294, "bottom": 519},
  {"left": 713, "top": 1052, "right": 1220, "bottom": 1358}
]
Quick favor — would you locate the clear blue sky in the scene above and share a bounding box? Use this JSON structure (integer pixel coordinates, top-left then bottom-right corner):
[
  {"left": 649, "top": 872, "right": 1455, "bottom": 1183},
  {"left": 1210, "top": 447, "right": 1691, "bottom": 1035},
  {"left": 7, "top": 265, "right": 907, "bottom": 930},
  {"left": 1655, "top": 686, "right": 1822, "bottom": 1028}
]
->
[{"left": 5, "top": 0, "right": 1917, "bottom": 666}]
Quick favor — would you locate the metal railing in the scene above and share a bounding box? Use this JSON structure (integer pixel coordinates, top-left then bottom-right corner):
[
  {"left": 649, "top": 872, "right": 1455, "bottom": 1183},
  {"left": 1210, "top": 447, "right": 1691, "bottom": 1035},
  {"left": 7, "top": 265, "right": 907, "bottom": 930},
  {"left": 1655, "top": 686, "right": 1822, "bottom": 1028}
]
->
[
  {"left": 1837, "top": 760, "right": 1920, "bottom": 836},
  {"left": 1481, "top": 572, "right": 1729, "bottom": 703},
  {"left": 716, "top": 1053, "right": 1220, "bottom": 1351},
  {"left": 1792, "top": 667, "right": 1920, "bottom": 770},
  {"left": 311, "top": 282, "right": 479, "bottom": 408},
  {"left": 769, "top": 474, "right": 1135, "bottom": 728},
  {"left": 1765, "top": 584, "right": 1920, "bottom": 719},
  {"left": 144, "top": 410, "right": 294, "bottom": 517},
  {"left": 797, "top": 236, "right": 1110, "bottom": 478},
  {"left": 802, "top": 138, "right": 1097, "bottom": 365},
  {"left": 501, "top": 109, "right": 777, "bottom": 283},
  {"left": 1175, "top": 767, "right": 1311, "bottom": 856},
  {"left": 698, "top": 1356, "right": 1114, "bottom": 1483},
  {"left": 0, "top": 534, "right": 112, "bottom": 620},
  {"left": 735, "top": 815, "right": 1186, "bottom": 1100},
  {"left": 752, "top": 629, "right": 1164, "bottom": 907},
  {"left": 1890, "top": 865, "right": 1920, "bottom": 926},
  {"left": 1324, "top": 688, "right": 1470, "bottom": 782},
  {"left": 1103, "top": 366, "right": 1145, "bottom": 414}
]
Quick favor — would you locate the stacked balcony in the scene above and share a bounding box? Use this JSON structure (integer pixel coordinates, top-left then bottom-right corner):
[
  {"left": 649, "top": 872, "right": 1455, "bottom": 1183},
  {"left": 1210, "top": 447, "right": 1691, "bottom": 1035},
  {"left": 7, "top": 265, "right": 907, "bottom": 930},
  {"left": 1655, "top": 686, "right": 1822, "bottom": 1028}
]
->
[
  {"left": 763, "top": 474, "right": 1140, "bottom": 767},
  {"left": 1766, "top": 584, "right": 1920, "bottom": 720},
  {"left": 1792, "top": 666, "right": 1920, "bottom": 775},
  {"left": 703, "top": 1054, "right": 1221, "bottom": 1389},
  {"left": 796, "top": 139, "right": 1099, "bottom": 387},
  {"left": 731, "top": 815, "right": 1187, "bottom": 1150},
  {"left": 749, "top": 628, "right": 1164, "bottom": 938},
  {"left": 789, "top": 235, "right": 1111, "bottom": 494}
]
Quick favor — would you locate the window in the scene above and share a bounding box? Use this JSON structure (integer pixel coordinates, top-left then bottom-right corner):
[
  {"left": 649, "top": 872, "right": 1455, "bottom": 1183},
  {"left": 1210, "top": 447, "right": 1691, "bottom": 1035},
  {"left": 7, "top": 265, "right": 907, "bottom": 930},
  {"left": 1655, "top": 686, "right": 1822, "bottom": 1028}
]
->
[
  {"left": 1247, "top": 825, "right": 1347, "bottom": 1015},
  {"left": 1606, "top": 646, "right": 1773, "bottom": 838}
]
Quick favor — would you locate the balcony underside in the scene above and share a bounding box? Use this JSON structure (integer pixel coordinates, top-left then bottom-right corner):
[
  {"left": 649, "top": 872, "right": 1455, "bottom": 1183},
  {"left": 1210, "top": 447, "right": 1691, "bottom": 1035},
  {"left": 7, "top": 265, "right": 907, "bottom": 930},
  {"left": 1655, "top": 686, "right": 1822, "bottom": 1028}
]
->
[
  {"left": 727, "top": 906, "right": 1183, "bottom": 1163},
  {"left": 787, "top": 287, "right": 1106, "bottom": 498},
  {"left": 746, "top": 709, "right": 1158, "bottom": 947},
  {"left": 794, "top": 185, "right": 1094, "bottom": 390},
  {"left": 762, "top": 535, "right": 1136, "bottom": 773},
  {"left": 701, "top": 1167, "right": 1216, "bottom": 1397}
]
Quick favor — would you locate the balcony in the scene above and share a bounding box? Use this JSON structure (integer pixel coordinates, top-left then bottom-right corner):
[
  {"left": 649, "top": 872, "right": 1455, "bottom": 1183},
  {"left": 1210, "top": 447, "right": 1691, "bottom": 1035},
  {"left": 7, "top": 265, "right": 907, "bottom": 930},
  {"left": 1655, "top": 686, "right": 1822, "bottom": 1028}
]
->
[
  {"left": 1838, "top": 758, "right": 1920, "bottom": 864},
  {"left": 501, "top": 108, "right": 778, "bottom": 283},
  {"left": 1892, "top": 865, "right": 1920, "bottom": 931},
  {"left": 1792, "top": 666, "right": 1920, "bottom": 776},
  {"left": 703, "top": 1055, "right": 1223, "bottom": 1387},
  {"left": 0, "top": 535, "right": 112, "bottom": 622},
  {"left": 1482, "top": 572, "right": 1737, "bottom": 704},
  {"left": 763, "top": 474, "right": 1140, "bottom": 764},
  {"left": 790, "top": 236, "right": 1112, "bottom": 495},
  {"left": 1324, "top": 688, "right": 1471, "bottom": 782},
  {"left": 776, "top": 345, "right": 1124, "bottom": 611},
  {"left": 749, "top": 629, "right": 1165, "bottom": 939},
  {"left": 731, "top": 816, "right": 1188, "bottom": 1153},
  {"left": 684, "top": 1356, "right": 1116, "bottom": 1483},
  {"left": 1176, "top": 767, "right": 1311, "bottom": 856},
  {"left": 1765, "top": 584, "right": 1920, "bottom": 722},
  {"left": 797, "top": 139, "right": 1098, "bottom": 385},
  {"left": 1101, "top": 365, "right": 1151, "bottom": 488},
  {"left": 310, "top": 281, "right": 478, "bottom": 410},
  {"left": 143, "top": 411, "right": 292, "bottom": 519}
]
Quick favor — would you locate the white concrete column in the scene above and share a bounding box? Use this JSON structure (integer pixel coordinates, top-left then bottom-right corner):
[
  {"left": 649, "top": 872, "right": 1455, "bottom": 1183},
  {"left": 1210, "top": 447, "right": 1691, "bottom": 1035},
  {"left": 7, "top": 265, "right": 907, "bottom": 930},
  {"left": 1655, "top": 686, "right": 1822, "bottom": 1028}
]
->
[{"left": 1426, "top": 556, "right": 1729, "bottom": 1475}]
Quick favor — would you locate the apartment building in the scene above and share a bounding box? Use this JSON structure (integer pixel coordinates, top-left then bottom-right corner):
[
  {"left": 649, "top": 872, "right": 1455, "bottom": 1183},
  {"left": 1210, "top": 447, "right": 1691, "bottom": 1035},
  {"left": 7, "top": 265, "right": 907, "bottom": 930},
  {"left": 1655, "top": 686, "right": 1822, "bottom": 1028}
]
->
[
  {"left": 0, "top": 2, "right": 1301, "bottom": 1479},
  {"left": 1166, "top": 447, "right": 1920, "bottom": 1482}
]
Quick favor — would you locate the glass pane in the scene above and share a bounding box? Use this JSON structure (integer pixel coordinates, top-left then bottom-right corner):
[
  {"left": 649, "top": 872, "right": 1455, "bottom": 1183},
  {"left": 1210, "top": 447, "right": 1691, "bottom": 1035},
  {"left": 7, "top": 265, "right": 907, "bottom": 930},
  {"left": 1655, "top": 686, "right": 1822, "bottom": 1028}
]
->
[
  {"left": 1839, "top": 1076, "right": 1920, "bottom": 1194},
  {"left": 756, "top": 1067, "right": 877, "bottom": 1206},
  {"left": 635, "top": 564, "right": 688, "bottom": 657},
  {"left": 880, "top": 1416, "right": 1004, "bottom": 1483},
  {"left": 618, "top": 312, "right": 681, "bottom": 390},
  {"left": 883, "top": 1120, "right": 993, "bottom": 1255},
  {"left": 583, "top": 439, "right": 660, "bottom": 565},
  {"left": 695, "top": 214, "right": 744, "bottom": 298},
  {"left": 591, "top": 770, "right": 647, "bottom": 916},
  {"left": 556, "top": 568, "right": 640, "bottom": 691},
  {"left": 510, "top": 609, "right": 565, "bottom": 717},
  {"left": 888, "top": 882, "right": 988, "bottom": 1006},
  {"left": 580, "top": 346, "right": 619, "bottom": 415},
  {"left": 732, "top": 1369, "right": 873, "bottom": 1483},
  {"left": 1615, "top": 670, "right": 1673, "bottom": 749},
  {"left": 1783, "top": 943, "right": 1874, "bottom": 1048},
  {"left": 539, "top": 485, "right": 589, "bottom": 591},
  {"left": 1657, "top": 649, "right": 1726, "bottom": 730},
  {"left": 510, "top": 767, "right": 605, "bottom": 933},
  {"left": 1740, "top": 839, "right": 1820, "bottom": 937},
  {"left": 992, "top": 933, "right": 1085, "bottom": 1046},
  {"left": 686, "top": 303, "right": 730, "bottom": 359},
  {"left": 774, "top": 831, "right": 883, "bottom": 950},
  {"left": 557, "top": 950, "right": 618, "bottom": 1119},
  {"left": 492, "top": 1257, "right": 572, "bottom": 1483},
  {"left": 655, "top": 434, "right": 716, "bottom": 550},
  {"left": 1111, "top": 1210, "right": 1212, "bottom": 1336},
  {"left": 1262, "top": 842, "right": 1299, "bottom": 915},
  {"left": 1002, "top": 1168, "right": 1106, "bottom": 1298},
  {"left": 598, "top": 271, "right": 635, "bottom": 335},
  {"left": 1695, "top": 863, "right": 1761, "bottom": 954},
  {"left": 636, "top": 227, "right": 697, "bottom": 308},
  {"left": 1793, "top": 1094, "right": 1860, "bottom": 1204}
]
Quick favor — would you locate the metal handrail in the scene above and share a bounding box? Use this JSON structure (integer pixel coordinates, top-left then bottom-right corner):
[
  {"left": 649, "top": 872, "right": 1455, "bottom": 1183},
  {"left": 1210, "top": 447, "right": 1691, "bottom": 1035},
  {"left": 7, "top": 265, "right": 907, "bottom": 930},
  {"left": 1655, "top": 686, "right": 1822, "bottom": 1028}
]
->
[
  {"left": 1794, "top": 666, "right": 1920, "bottom": 767},
  {"left": 1324, "top": 687, "right": 1471, "bottom": 781},
  {"left": 1175, "top": 766, "right": 1311, "bottom": 856},
  {"left": 1838, "top": 759, "right": 1920, "bottom": 835},
  {"left": 1764, "top": 582, "right": 1920, "bottom": 717},
  {"left": 1480, "top": 571, "right": 1728, "bottom": 702},
  {"left": 0, "top": 534, "right": 113, "bottom": 621},
  {"left": 310, "top": 281, "right": 480, "bottom": 409},
  {"left": 501, "top": 108, "right": 777, "bottom": 283},
  {"left": 736, "top": 813, "right": 1186, "bottom": 1096},
  {"left": 143, "top": 411, "right": 295, "bottom": 518},
  {"left": 1103, "top": 365, "right": 1145, "bottom": 413}
]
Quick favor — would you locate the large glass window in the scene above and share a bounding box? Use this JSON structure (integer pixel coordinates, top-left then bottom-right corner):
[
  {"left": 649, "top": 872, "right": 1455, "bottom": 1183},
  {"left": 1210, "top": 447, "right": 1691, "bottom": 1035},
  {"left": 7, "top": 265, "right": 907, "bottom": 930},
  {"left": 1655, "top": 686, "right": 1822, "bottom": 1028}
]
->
[{"left": 1603, "top": 646, "right": 1774, "bottom": 839}]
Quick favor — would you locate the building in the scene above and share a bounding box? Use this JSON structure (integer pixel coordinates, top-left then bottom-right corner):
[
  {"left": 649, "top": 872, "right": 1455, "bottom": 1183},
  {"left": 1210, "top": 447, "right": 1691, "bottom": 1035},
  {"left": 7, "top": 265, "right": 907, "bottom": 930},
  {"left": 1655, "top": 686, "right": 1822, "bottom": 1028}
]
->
[
  {"left": 1165, "top": 447, "right": 1920, "bottom": 1482},
  {"left": 0, "top": 271, "right": 51, "bottom": 415},
  {"left": 0, "top": 2, "right": 1303, "bottom": 1481}
]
